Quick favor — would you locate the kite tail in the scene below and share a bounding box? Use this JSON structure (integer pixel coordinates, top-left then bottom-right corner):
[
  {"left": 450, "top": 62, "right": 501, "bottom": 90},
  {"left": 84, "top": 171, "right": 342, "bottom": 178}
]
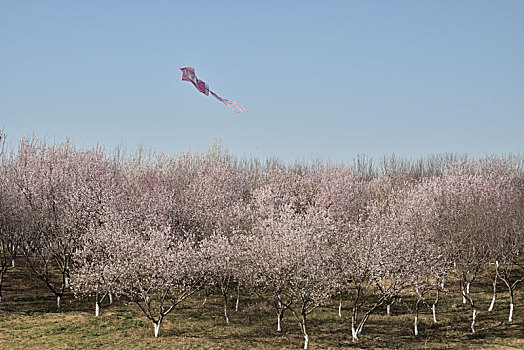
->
[{"left": 210, "top": 90, "right": 247, "bottom": 113}]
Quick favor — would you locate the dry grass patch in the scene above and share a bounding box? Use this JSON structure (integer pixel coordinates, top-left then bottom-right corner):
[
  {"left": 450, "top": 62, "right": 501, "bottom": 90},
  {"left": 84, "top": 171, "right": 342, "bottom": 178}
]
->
[{"left": 0, "top": 259, "right": 523, "bottom": 349}]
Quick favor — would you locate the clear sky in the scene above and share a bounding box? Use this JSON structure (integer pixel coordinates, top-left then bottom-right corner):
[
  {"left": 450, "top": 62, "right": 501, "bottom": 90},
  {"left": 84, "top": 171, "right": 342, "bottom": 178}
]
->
[{"left": 1, "top": 0, "right": 523, "bottom": 163}]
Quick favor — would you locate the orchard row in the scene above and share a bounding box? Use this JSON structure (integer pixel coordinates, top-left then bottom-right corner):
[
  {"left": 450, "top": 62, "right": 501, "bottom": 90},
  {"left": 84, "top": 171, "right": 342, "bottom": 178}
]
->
[{"left": 0, "top": 133, "right": 523, "bottom": 349}]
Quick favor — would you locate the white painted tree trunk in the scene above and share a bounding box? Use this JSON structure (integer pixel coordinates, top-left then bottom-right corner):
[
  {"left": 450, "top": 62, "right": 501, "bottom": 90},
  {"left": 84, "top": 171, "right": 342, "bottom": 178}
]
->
[
  {"left": 386, "top": 304, "right": 391, "bottom": 316},
  {"left": 224, "top": 300, "right": 230, "bottom": 324},
  {"left": 277, "top": 309, "right": 284, "bottom": 332},
  {"left": 154, "top": 321, "right": 161, "bottom": 338},
  {"left": 277, "top": 295, "right": 284, "bottom": 332},
  {"left": 301, "top": 313, "right": 309, "bottom": 349},
  {"left": 109, "top": 293, "right": 113, "bottom": 304},
  {"left": 489, "top": 262, "right": 498, "bottom": 312},
  {"left": 235, "top": 284, "right": 240, "bottom": 312},
  {"left": 11, "top": 258, "right": 15, "bottom": 268},
  {"left": 95, "top": 301, "right": 100, "bottom": 317},
  {"left": 295, "top": 314, "right": 309, "bottom": 349},
  {"left": 414, "top": 299, "right": 421, "bottom": 336},
  {"left": 338, "top": 300, "right": 342, "bottom": 317},
  {"left": 303, "top": 334, "right": 309, "bottom": 350},
  {"left": 432, "top": 304, "right": 437, "bottom": 323},
  {"left": 488, "top": 291, "right": 496, "bottom": 312},
  {"left": 471, "top": 308, "right": 476, "bottom": 333},
  {"left": 509, "top": 303, "right": 514, "bottom": 322},
  {"left": 351, "top": 326, "right": 358, "bottom": 342},
  {"left": 462, "top": 285, "right": 467, "bottom": 304},
  {"left": 466, "top": 282, "right": 470, "bottom": 294}
]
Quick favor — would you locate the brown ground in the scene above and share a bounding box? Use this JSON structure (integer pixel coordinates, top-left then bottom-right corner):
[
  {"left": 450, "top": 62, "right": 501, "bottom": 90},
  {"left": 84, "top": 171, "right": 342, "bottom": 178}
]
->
[{"left": 0, "top": 259, "right": 523, "bottom": 349}]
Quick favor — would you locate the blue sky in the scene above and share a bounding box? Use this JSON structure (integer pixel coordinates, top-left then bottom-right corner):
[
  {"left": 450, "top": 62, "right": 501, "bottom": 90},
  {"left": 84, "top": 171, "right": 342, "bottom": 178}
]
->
[{"left": 1, "top": 0, "right": 523, "bottom": 163}]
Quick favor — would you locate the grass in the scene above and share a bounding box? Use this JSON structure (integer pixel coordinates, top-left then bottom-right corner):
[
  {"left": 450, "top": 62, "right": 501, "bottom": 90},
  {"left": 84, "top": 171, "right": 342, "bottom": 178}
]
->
[{"left": 0, "top": 260, "right": 523, "bottom": 349}]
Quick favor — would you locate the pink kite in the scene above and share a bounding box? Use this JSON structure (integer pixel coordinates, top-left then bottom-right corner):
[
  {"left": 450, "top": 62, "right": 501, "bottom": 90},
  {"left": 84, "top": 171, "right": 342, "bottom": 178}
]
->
[{"left": 180, "top": 67, "right": 247, "bottom": 113}]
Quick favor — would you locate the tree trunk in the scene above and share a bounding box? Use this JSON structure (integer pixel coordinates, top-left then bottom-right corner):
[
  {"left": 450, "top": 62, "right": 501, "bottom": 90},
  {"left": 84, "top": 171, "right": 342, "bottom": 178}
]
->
[
  {"left": 432, "top": 288, "right": 440, "bottom": 324},
  {"left": 0, "top": 270, "right": 4, "bottom": 302},
  {"left": 202, "top": 290, "right": 208, "bottom": 306},
  {"left": 11, "top": 258, "right": 15, "bottom": 268},
  {"left": 414, "top": 299, "right": 420, "bottom": 336},
  {"left": 497, "top": 261, "right": 521, "bottom": 323},
  {"left": 304, "top": 333, "right": 309, "bottom": 349},
  {"left": 109, "top": 292, "right": 113, "bottom": 304},
  {"left": 351, "top": 306, "right": 359, "bottom": 342},
  {"left": 471, "top": 307, "right": 477, "bottom": 333},
  {"left": 301, "top": 312, "right": 309, "bottom": 350},
  {"left": 64, "top": 267, "right": 70, "bottom": 288},
  {"left": 95, "top": 292, "right": 100, "bottom": 316},
  {"left": 349, "top": 285, "right": 383, "bottom": 342},
  {"left": 95, "top": 301, "right": 100, "bottom": 317},
  {"left": 277, "top": 309, "right": 284, "bottom": 333},
  {"left": 235, "top": 283, "right": 240, "bottom": 312},
  {"left": 338, "top": 295, "right": 342, "bottom": 318},
  {"left": 153, "top": 318, "right": 163, "bottom": 338},
  {"left": 488, "top": 261, "right": 499, "bottom": 312},
  {"left": 351, "top": 287, "right": 361, "bottom": 342},
  {"left": 57, "top": 295, "right": 61, "bottom": 312},
  {"left": 386, "top": 296, "right": 396, "bottom": 316},
  {"left": 463, "top": 286, "right": 477, "bottom": 334},
  {"left": 488, "top": 273, "right": 497, "bottom": 312},
  {"left": 223, "top": 291, "right": 230, "bottom": 324},
  {"left": 351, "top": 325, "right": 359, "bottom": 342},
  {"left": 356, "top": 312, "right": 371, "bottom": 338}
]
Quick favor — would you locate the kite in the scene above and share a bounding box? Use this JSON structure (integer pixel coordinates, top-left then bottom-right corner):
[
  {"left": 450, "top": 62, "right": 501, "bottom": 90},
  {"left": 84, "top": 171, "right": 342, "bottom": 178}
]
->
[{"left": 180, "top": 67, "right": 247, "bottom": 113}]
